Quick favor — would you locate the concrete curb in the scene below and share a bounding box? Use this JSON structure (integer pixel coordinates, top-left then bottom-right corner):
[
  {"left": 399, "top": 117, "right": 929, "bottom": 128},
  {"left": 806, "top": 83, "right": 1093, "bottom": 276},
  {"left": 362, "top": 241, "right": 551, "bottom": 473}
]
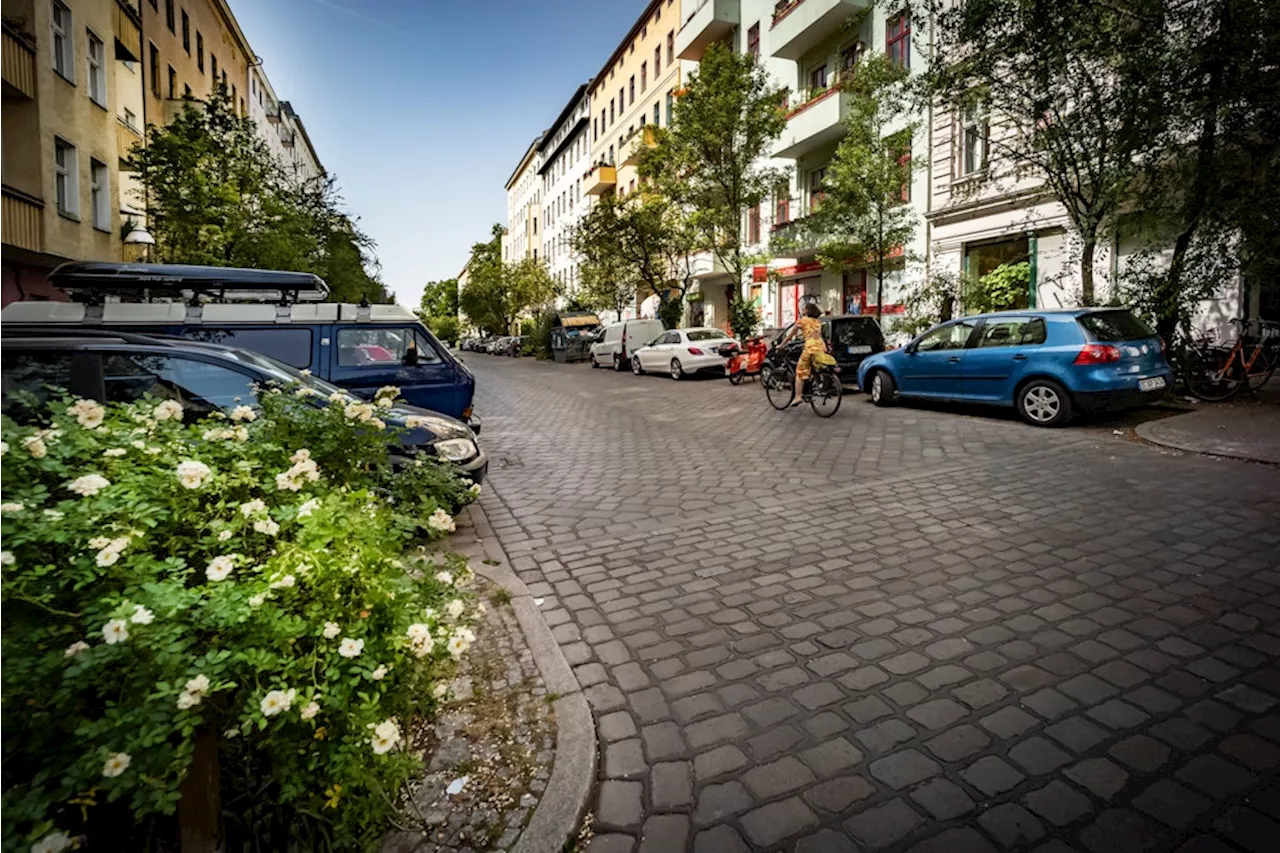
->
[
  {"left": 454, "top": 501, "right": 595, "bottom": 853},
  {"left": 1135, "top": 413, "right": 1280, "bottom": 465}
]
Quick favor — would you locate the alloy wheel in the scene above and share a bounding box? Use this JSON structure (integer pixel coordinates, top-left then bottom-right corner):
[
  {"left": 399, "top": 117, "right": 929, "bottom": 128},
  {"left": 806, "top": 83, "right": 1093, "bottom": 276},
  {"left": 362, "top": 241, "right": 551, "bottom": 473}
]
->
[{"left": 1022, "top": 386, "right": 1061, "bottom": 423}]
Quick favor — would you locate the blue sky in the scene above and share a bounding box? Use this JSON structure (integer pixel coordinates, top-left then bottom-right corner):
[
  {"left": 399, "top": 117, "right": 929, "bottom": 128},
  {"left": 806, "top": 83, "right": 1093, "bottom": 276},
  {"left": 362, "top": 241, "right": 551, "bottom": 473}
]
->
[{"left": 233, "top": 0, "right": 647, "bottom": 309}]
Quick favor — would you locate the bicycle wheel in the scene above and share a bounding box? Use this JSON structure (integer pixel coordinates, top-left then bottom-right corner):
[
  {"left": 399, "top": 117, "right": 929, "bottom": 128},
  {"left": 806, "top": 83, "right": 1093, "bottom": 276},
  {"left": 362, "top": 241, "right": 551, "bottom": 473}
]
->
[
  {"left": 764, "top": 366, "right": 794, "bottom": 410},
  {"left": 809, "top": 371, "right": 842, "bottom": 418},
  {"left": 1185, "top": 347, "right": 1244, "bottom": 401},
  {"left": 1244, "top": 347, "right": 1276, "bottom": 393}
]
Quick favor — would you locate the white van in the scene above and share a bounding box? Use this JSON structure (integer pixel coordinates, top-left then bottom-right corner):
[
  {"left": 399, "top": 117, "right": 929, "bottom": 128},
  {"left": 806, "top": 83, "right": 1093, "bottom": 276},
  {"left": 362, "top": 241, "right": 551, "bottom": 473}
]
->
[{"left": 590, "top": 319, "right": 666, "bottom": 371}]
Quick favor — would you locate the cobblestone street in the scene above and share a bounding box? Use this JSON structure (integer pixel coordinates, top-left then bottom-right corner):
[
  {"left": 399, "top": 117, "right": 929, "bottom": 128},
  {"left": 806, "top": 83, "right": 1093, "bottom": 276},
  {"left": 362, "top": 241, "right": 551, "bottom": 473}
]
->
[{"left": 466, "top": 355, "right": 1280, "bottom": 853}]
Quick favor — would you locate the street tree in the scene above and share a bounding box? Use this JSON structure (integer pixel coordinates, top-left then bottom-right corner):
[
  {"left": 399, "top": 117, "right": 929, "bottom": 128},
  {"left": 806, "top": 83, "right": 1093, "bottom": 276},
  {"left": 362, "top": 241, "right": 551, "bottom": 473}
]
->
[
  {"left": 569, "top": 195, "right": 636, "bottom": 320},
  {"left": 458, "top": 226, "right": 507, "bottom": 335},
  {"left": 640, "top": 41, "right": 788, "bottom": 334},
  {"left": 418, "top": 277, "right": 461, "bottom": 343},
  {"left": 809, "top": 52, "right": 920, "bottom": 323}
]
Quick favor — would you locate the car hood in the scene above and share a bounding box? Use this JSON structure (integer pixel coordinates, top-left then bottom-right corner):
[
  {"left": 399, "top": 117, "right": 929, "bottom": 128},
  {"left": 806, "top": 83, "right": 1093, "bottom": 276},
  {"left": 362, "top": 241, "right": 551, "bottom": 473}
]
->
[{"left": 383, "top": 404, "right": 474, "bottom": 446}]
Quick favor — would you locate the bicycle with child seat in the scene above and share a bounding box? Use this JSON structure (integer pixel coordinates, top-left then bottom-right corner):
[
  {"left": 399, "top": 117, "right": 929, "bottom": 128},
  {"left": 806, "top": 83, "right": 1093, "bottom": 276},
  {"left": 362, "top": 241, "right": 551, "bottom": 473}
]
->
[{"left": 1184, "top": 318, "right": 1280, "bottom": 402}]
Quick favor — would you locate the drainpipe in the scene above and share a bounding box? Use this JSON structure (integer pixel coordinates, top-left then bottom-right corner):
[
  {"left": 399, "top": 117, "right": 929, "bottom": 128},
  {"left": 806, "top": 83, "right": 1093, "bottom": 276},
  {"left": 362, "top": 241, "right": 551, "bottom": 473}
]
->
[{"left": 1027, "top": 231, "right": 1039, "bottom": 309}]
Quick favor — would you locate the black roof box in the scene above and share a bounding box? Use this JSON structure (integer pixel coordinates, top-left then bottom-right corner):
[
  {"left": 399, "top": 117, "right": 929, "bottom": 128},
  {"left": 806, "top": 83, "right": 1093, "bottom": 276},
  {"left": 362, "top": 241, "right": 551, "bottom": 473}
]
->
[{"left": 48, "top": 262, "right": 329, "bottom": 303}]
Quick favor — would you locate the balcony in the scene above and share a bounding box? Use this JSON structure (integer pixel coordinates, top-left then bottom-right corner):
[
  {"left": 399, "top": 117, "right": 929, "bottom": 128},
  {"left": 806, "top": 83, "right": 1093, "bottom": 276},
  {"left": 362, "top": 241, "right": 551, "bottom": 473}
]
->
[
  {"left": 688, "top": 250, "right": 730, "bottom": 280},
  {"left": 279, "top": 128, "right": 296, "bottom": 149},
  {"left": 583, "top": 162, "right": 617, "bottom": 196},
  {"left": 2, "top": 23, "right": 36, "bottom": 100},
  {"left": 770, "top": 212, "right": 821, "bottom": 254},
  {"left": 620, "top": 125, "right": 658, "bottom": 166},
  {"left": 771, "top": 0, "right": 865, "bottom": 60},
  {"left": 775, "top": 82, "right": 847, "bottom": 159},
  {"left": 676, "top": 0, "right": 739, "bottom": 61},
  {"left": 2, "top": 185, "right": 43, "bottom": 253},
  {"left": 116, "top": 119, "right": 143, "bottom": 166},
  {"left": 113, "top": 0, "right": 142, "bottom": 63}
]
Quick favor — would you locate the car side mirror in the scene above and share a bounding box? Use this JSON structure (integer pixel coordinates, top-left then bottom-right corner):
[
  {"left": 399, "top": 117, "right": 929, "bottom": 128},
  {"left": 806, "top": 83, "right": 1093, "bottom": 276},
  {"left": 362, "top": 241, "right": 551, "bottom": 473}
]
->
[
  {"left": 904, "top": 341, "right": 918, "bottom": 355},
  {"left": 403, "top": 348, "right": 419, "bottom": 366}
]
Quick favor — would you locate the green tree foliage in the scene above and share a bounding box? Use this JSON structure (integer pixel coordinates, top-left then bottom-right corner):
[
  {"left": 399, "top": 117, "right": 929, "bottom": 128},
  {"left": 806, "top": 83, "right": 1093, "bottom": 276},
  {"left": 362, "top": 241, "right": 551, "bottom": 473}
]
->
[
  {"left": 418, "top": 278, "right": 460, "bottom": 344},
  {"left": 810, "top": 53, "right": 920, "bottom": 322},
  {"left": 569, "top": 196, "right": 636, "bottom": 320},
  {"left": 641, "top": 42, "right": 788, "bottom": 321},
  {"left": 126, "top": 84, "right": 384, "bottom": 302},
  {"left": 457, "top": 226, "right": 558, "bottom": 335},
  {"left": 964, "top": 261, "right": 1030, "bottom": 314}
]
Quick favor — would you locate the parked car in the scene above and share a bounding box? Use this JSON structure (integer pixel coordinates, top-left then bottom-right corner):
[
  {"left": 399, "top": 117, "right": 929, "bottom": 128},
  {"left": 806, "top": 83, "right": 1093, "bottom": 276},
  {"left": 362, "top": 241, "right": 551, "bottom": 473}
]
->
[
  {"left": 855, "top": 308, "right": 1173, "bottom": 426},
  {"left": 486, "top": 337, "right": 510, "bottom": 355},
  {"left": 506, "top": 336, "right": 529, "bottom": 357},
  {"left": 590, "top": 319, "right": 666, "bottom": 371},
  {"left": 768, "top": 314, "right": 886, "bottom": 389},
  {"left": 1, "top": 263, "right": 480, "bottom": 432},
  {"left": 1, "top": 329, "right": 488, "bottom": 481},
  {"left": 630, "top": 327, "right": 737, "bottom": 379}
]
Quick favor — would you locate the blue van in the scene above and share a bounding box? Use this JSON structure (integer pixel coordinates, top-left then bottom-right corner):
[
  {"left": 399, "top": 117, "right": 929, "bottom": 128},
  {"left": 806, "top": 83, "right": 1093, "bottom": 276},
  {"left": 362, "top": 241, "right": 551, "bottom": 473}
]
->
[{"left": 1, "top": 263, "right": 480, "bottom": 431}]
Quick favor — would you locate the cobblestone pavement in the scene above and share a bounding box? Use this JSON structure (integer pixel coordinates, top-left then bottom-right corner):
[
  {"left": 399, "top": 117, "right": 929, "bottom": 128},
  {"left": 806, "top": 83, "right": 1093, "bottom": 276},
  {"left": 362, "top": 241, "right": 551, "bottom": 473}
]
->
[{"left": 464, "top": 355, "right": 1280, "bottom": 853}]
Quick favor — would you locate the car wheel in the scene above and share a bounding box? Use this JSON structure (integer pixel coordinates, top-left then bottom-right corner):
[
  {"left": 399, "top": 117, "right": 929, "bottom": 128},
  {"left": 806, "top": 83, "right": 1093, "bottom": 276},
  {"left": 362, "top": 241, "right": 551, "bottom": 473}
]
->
[
  {"left": 670, "top": 358, "right": 684, "bottom": 380},
  {"left": 1017, "top": 379, "right": 1073, "bottom": 427},
  {"left": 631, "top": 356, "right": 644, "bottom": 375},
  {"left": 870, "top": 370, "right": 898, "bottom": 406},
  {"left": 613, "top": 353, "right": 624, "bottom": 372},
  {"left": 591, "top": 355, "right": 599, "bottom": 368}
]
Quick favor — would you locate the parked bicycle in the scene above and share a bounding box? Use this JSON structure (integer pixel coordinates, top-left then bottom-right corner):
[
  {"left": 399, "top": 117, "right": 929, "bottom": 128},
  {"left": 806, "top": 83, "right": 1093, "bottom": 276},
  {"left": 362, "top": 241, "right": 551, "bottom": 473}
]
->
[
  {"left": 1185, "top": 318, "right": 1280, "bottom": 402},
  {"left": 762, "top": 343, "right": 843, "bottom": 417}
]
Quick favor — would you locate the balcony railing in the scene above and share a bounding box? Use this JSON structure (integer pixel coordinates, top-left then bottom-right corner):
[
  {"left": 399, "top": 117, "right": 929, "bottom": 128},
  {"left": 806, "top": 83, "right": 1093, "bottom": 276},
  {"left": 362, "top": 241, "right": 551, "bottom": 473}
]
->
[
  {"left": 676, "top": 0, "right": 740, "bottom": 61},
  {"left": 2, "top": 23, "right": 36, "bottom": 100},
  {"left": 2, "top": 185, "right": 43, "bottom": 253},
  {"left": 770, "top": 210, "right": 822, "bottom": 253},
  {"left": 116, "top": 118, "right": 143, "bottom": 165},
  {"left": 784, "top": 68, "right": 854, "bottom": 115},
  {"left": 113, "top": 0, "right": 142, "bottom": 63},
  {"left": 583, "top": 162, "right": 618, "bottom": 196},
  {"left": 772, "top": 0, "right": 805, "bottom": 24}
]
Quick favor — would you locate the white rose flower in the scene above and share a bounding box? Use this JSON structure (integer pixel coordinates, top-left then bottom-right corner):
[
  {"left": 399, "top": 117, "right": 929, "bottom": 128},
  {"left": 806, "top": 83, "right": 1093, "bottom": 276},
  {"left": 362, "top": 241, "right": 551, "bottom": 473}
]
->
[
  {"left": 404, "top": 415, "right": 428, "bottom": 429},
  {"left": 371, "top": 665, "right": 387, "bottom": 681},
  {"left": 68, "top": 474, "right": 111, "bottom": 497},
  {"left": 217, "top": 529, "right": 234, "bottom": 542},
  {"left": 0, "top": 551, "right": 14, "bottom": 567},
  {"left": 260, "top": 688, "right": 296, "bottom": 717},
  {"left": 1, "top": 502, "right": 25, "bottom": 513},
  {"left": 65, "top": 640, "right": 91, "bottom": 658},
  {"left": 176, "top": 691, "right": 200, "bottom": 710},
  {"left": 230, "top": 405, "right": 257, "bottom": 422},
  {"left": 300, "top": 701, "right": 320, "bottom": 720},
  {"left": 446, "top": 599, "right": 466, "bottom": 619},
  {"left": 457, "top": 627, "right": 476, "bottom": 643},
  {"left": 290, "top": 448, "right": 311, "bottom": 463},
  {"left": 368, "top": 418, "right": 386, "bottom": 430},
  {"left": 432, "top": 683, "right": 449, "bottom": 700},
  {"left": 145, "top": 446, "right": 163, "bottom": 455},
  {"left": 468, "top": 483, "right": 482, "bottom": 497},
  {"left": 239, "top": 499, "right": 267, "bottom": 518},
  {"left": 102, "top": 619, "right": 129, "bottom": 645},
  {"left": 30, "top": 830, "right": 72, "bottom": 853},
  {"left": 323, "top": 621, "right": 341, "bottom": 639},
  {"left": 338, "top": 637, "right": 365, "bottom": 659},
  {"left": 153, "top": 400, "right": 185, "bottom": 422},
  {"left": 248, "top": 594, "right": 266, "bottom": 607},
  {"left": 176, "top": 460, "right": 212, "bottom": 490},
  {"left": 68, "top": 399, "right": 106, "bottom": 429},
  {"left": 206, "top": 555, "right": 235, "bottom": 582},
  {"left": 130, "top": 605, "right": 155, "bottom": 625},
  {"left": 43, "top": 509, "right": 65, "bottom": 521},
  {"left": 103, "top": 447, "right": 127, "bottom": 457},
  {"left": 0, "top": 440, "right": 7, "bottom": 456},
  {"left": 371, "top": 719, "right": 401, "bottom": 754},
  {"left": 300, "top": 369, "right": 311, "bottom": 376},
  {"left": 376, "top": 397, "right": 393, "bottom": 409},
  {"left": 427, "top": 508, "right": 455, "bottom": 533},
  {"left": 233, "top": 426, "right": 249, "bottom": 442},
  {"left": 185, "top": 674, "right": 211, "bottom": 696},
  {"left": 435, "top": 571, "right": 454, "bottom": 585},
  {"left": 269, "top": 574, "right": 296, "bottom": 589},
  {"left": 297, "top": 498, "right": 320, "bottom": 518},
  {"left": 253, "top": 518, "right": 280, "bottom": 537},
  {"left": 406, "top": 623, "right": 430, "bottom": 641},
  {"left": 411, "top": 635, "right": 435, "bottom": 657},
  {"left": 88, "top": 536, "right": 112, "bottom": 550},
  {"left": 375, "top": 385, "right": 399, "bottom": 400},
  {"left": 447, "top": 635, "right": 470, "bottom": 658},
  {"left": 131, "top": 440, "right": 146, "bottom": 450},
  {"left": 275, "top": 471, "right": 302, "bottom": 492},
  {"left": 102, "top": 751, "right": 131, "bottom": 777},
  {"left": 23, "top": 436, "right": 48, "bottom": 459}
]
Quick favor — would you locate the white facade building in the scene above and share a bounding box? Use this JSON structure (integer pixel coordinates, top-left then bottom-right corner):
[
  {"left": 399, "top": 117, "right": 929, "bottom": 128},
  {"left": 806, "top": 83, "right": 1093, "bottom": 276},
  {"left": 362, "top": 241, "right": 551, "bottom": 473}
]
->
[
  {"left": 248, "top": 65, "right": 324, "bottom": 185},
  {"left": 537, "top": 84, "right": 592, "bottom": 304},
  {"left": 504, "top": 136, "right": 543, "bottom": 263}
]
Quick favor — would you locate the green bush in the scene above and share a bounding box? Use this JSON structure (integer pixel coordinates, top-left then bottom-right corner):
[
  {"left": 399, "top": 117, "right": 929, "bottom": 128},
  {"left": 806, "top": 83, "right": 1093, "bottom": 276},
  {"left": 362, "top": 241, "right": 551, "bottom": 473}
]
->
[{"left": 1, "top": 388, "right": 480, "bottom": 851}]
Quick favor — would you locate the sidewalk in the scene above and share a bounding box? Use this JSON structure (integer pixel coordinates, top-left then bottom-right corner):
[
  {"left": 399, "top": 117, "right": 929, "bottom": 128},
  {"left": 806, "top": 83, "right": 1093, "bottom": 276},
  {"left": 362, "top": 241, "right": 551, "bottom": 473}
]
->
[{"left": 1136, "top": 387, "right": 1280, "bottom": 463}]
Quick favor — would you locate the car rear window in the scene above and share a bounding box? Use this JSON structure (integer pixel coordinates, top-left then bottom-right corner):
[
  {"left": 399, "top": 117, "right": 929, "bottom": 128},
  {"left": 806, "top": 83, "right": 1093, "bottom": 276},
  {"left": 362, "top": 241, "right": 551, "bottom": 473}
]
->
[
  {"left": 1078, "top": 311, "right": 1156, "bottom": 342},
  {"left": 830, "top": 319, "right": 885, "bottom": 348},
  {"left": 686, "top": 330, "right": 727, "bottom": 341}
]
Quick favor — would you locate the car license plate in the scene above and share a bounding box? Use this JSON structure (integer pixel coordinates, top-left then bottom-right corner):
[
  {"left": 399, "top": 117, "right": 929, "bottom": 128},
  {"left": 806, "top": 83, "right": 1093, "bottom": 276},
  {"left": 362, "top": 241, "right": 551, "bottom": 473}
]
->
[
  {"left": 1138, "top": 377, "right": 1166, "bottom": 391},
  {"left": 847, "top": 345, "right": 872, "bottom": 354}
]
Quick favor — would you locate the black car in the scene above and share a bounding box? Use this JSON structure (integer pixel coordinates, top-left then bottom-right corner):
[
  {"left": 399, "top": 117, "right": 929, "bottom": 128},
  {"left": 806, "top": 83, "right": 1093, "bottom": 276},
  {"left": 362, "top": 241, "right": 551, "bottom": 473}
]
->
[
  {"left": 1, "top": 329, "right": 487, "bottom": 482},
  {"left": 768, "top": 315, "right": 887, "bottom": 389}
]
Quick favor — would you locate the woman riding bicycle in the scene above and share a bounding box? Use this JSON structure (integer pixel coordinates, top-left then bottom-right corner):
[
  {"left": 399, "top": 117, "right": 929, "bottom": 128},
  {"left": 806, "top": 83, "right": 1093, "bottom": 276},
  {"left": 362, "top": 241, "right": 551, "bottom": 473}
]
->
[{"left": 780, "top": 302, "right": 825, "bottom": 408}]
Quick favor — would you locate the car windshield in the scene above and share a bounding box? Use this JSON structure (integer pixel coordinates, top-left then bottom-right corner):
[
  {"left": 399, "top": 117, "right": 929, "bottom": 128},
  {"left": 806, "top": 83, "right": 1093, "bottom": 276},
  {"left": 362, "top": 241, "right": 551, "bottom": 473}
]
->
[
  {"left": 686, "top": 330, "right": 727, "bottom": 341},
  {"left": 218, "top": 348, "right": 356, "bottom": 401},
  {"left": 1078, "top": 310, "right": 1156, "bottom": 342},
  {"left": 831, "top": 319, "right": 884, "bottom": 348}
]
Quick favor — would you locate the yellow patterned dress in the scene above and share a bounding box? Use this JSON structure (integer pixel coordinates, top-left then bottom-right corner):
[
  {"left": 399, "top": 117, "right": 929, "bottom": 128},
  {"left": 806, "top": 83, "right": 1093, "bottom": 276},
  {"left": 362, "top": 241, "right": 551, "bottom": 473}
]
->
[{"left": 794, "top": 316, "right": 825, "bottom": 381}]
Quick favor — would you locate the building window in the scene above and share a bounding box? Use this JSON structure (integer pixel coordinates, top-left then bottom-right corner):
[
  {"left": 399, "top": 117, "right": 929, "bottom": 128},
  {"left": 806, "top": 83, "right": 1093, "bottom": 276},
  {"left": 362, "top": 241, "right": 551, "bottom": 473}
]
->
[
  {"left": 809, "top": 64, "right": 828, "bottom": 93},
  {"left": 618, "top": 87, "right": 624, "bottom": 113},
  {"left": 653, "top": 102, "right": 660, "bottom": 125},
  {"left": 165, "top": 0, "right": 175, "bottom": 33},
  {"left": 654, "top": 46, "right": 661, "bottom": 77},
  {"left": 51, "top": 1, "right": 74, "bottom": 82},
  {"left": 232, "top": 83, "right": 237, "bottom": 106},
  {"left": 960, "top": 105, "right": 989, "bottom": 175},
  {"left": 181, "top": 10, "right": 190, "bottom": 53},
  {"left": 184, "top": 83, "right": 192, "bottom": 98},
  {"left": 894, "top": 133, "right": 913, "bottom": 201},
  {"left": 168, "top": 65, "right": 177, "bottom": 98},
  {"left": 90, "top": 159, "right": 110, "bottom": 231},
  {"left": 609, "top": 100, "right": 614, "bottom": 124},
  {"left": 748, "top": 23, "right": 760, "bottom": 60},
  {"left": 775, "top": 187, "right": 790, "bottom": 225},
  {"left": 667, "top": 30, "right": 674, "bottom": 65},
  {"left": 124, "top": 107, "right": 137, "bottom": 129},
  {"left": 809, "top": 167, "right": 826, "bottom": 212},
  {"left": 87, "top": 31, "right": 106, "bottom": 106},
  {"left": 629, "top": 76, "right": 635, "bottom": 104},
  {"left": 54, "top": 138, "right": 78, "bottom": 218},
  {"left": 197, "top": 32, "right": 204, "bottom": 71},
  {"left": 641, "top": 62, "right": 647, "bottom": 92},
  {"left": 887, "top": 11, "right": 910, "bottom": 68},
  {"left": 841, "top": 43, "right": 862, "bottom": 75},
  {"left": 665, "top": 90, "right": 673, "bottom": 124},
  {"left": 149, "top": 43, "right": 160, "bottom": 96},
  {"left": 211, "top": 54, "right": 218, "bottom": 86},
  {"left": 748, "top": 204, "right": 761, "bottom": 244},
  {"left": 593, "top": 117, "right": 598, "bottom": 141}
]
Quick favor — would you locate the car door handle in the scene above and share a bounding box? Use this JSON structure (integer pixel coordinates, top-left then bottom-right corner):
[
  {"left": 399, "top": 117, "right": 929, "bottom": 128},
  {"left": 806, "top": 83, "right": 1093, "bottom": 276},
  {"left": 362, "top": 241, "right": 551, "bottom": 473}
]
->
[
  {"left": 949, "top": 356, "right": 961, "bottom": 363},
  {"left": 1012, "top": 354, "right": 1028, "bottom": 361}
]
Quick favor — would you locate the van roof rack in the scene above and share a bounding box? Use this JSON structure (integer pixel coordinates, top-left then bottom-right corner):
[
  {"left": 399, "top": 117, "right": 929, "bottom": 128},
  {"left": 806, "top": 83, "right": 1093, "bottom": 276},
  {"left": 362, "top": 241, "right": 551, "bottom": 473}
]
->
[{"left": 48, "top": 262, "right": 330, "bottom": 305}]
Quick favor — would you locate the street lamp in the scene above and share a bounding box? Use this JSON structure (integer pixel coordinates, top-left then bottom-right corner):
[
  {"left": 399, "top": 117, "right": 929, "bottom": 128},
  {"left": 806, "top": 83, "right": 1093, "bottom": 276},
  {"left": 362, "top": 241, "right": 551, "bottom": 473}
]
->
[{"left": 123, "top": 222, "right": 155, "bottom": 262}]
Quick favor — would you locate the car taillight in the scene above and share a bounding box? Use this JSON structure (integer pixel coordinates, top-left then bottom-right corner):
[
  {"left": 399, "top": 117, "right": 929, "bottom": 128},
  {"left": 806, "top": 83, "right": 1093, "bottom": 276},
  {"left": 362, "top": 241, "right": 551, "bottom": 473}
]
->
[
  {"left": 688, "top": 347, "right": 704, "bottom": 355},
  {"left": 462, "top": 405, "right": 473, "bottom": 420},
  {"left": 1074, "top": 344, "right": 1121, "bottom": 365},
  {"left": 1159, "top": 337, "right": 1167, "bottom": 356}
]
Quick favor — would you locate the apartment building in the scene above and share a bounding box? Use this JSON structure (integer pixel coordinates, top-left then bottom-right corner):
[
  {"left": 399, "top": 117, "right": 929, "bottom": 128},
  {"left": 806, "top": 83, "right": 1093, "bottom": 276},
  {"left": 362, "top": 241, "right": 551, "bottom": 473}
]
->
[
  {"left": 248, "top": 65, "right": 324, "bottom": 185},
  {"left": 139, "top": 0, "right": 252, "bottom": 125},
  {"left": 2, "top": 0, "right": 144, "bottom": 301},
  {"left": 584, "top": 0, "right": 683, "bottom": 201},
  {"left": 503, "top": 136, "right": 542, "bottom": 263},
  {"left": 537, "top": 83, "right": 591, "bottom": 303}
]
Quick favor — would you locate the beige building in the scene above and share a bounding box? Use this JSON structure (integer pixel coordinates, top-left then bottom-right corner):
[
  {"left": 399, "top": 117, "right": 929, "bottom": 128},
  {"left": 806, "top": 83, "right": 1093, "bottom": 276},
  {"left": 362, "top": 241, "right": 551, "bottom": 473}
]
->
[
  {"left": 503, "top": 136, "right": 542, "bottom": 263},
  {"left": 583, "top": 0, "right": 682, "bottom": 199},
  {"left": 140, "top": 0, "right": 253, "bottom": 126}
]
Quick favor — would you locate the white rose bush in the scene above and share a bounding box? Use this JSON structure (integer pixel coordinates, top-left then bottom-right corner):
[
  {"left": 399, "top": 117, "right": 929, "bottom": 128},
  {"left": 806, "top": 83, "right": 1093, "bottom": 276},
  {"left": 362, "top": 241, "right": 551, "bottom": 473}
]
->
[{"left": 1, "top": 389, "right": 480, "bottom": 850}]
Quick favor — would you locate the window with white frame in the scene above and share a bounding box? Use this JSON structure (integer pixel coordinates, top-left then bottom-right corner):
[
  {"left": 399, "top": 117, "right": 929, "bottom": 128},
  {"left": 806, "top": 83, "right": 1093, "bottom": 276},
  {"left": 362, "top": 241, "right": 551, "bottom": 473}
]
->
[
  {"left": 90, "top": 159, "right": 110, "bottom": 231},
  {"left": 51, "top": 1, "right": 74, "bottom": 81},
  {"left": 54, "top": 138, "right": 78, "bottom": 218},
  {"left": 959, "top": 104, "right": 989, "bottom": 176},
  {"left": 87, "top": 31, "right": 106, "bottom": 106}
]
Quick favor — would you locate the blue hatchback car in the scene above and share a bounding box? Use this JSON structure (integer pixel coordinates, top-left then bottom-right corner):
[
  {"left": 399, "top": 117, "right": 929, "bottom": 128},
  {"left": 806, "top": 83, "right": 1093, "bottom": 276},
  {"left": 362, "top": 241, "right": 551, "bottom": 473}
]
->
[{"left": 856, "top": 308, "right": 1173, "bottom": 426}]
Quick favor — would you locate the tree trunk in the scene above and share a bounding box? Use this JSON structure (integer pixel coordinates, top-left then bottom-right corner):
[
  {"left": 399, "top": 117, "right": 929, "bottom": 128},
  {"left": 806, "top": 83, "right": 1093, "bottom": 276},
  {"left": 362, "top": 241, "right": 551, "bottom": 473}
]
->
[
  {"left": 1080, "top": 239, "right": 1096, "bottom": 306},
  {"left": 179, "top": 728, "right": 221, "bottom": 853}
]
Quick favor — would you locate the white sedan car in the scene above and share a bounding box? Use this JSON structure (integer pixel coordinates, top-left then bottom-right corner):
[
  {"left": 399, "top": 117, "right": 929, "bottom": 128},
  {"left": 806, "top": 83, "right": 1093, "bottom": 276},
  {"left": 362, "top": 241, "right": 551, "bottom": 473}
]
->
[{"left": 631, "top": 327, "right": 736, "bottom": 379}]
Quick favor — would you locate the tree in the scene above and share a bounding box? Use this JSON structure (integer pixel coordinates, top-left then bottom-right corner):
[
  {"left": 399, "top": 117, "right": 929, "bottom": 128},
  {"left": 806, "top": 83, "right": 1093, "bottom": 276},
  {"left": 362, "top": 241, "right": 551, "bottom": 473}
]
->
[
  {"left": 501, "top": 257, "right": 559, "bottom": 331},
  {"left": 809, "top": 53, "right": 920, "bottom": 323},
  {"left": 569, "top": 196, "right": 636, "bottom": 320},
  {"left": 641, "top": 42, "right": 788, "bottom": 330},
  {"left": 916, "top": 0, "right": 1170, "bottom": 305},
  {"left": 458, "top": 226, "right": 507, "bottom": 336},
  {"left": 419, "top": 278, "right": 459, "bottom": 320}
]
